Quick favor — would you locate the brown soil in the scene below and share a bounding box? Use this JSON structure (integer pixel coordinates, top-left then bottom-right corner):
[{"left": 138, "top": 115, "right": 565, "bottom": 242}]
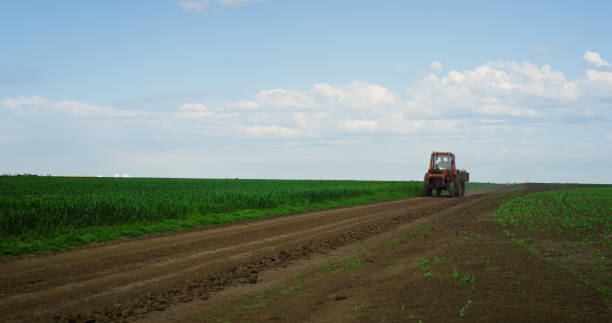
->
[{"left": 0, "top": 185, "right": 609, "bottom": 322}]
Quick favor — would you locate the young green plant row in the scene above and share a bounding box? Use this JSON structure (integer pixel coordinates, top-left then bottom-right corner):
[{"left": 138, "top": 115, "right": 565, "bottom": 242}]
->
[{"left": 493, "top": 186, "right": 612, "bottom": 298}]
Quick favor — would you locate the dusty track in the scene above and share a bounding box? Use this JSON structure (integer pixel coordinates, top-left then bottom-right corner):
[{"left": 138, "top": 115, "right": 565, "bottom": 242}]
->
[
  {"left": 0, "top": 189, "right": 501, "bottom": 322},
  {"left": 162, "top": 184, "right": 608, "bottom": 323}
]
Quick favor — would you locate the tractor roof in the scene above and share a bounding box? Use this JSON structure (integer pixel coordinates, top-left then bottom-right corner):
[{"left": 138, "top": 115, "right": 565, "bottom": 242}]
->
[{"left": 432, "top": 151, "right": 454, "bottom": 156}]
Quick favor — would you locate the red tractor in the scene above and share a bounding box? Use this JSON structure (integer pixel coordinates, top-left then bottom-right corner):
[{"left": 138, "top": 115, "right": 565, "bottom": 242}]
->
[{"left": 421, "top": 152, "right": 469, "bottom": 198}]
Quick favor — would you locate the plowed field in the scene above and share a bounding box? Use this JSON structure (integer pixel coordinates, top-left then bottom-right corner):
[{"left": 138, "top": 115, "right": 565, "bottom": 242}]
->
[{"left": 1, "top": 185, "right": 609, "bottom": 322}]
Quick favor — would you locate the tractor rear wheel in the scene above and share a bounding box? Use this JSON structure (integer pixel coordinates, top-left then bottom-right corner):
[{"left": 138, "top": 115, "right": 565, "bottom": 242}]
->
[
  {"left": 460, "top": 181, "right": 465, "bottom": 197},
  {"left": 451, "top": 175, "right": 463, "bottom": 198},
  {"left": 448, "top": 182, "right": 456, "bottom": 197}
]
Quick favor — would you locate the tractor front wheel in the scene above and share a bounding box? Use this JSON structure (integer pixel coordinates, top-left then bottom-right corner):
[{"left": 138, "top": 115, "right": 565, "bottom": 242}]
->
[
  {"left": 421, "top": 183, "right": 432, "bottom": 197},
  {"left": 421, "top": 174, "right": 432, "bottom": 197}
]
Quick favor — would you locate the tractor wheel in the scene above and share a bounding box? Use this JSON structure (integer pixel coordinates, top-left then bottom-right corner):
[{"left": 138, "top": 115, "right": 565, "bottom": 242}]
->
[
  {"left": 421, "top": 183, "right": 432, "bottom": 197},
  {"left": 456, "top": 176, "right": 464, "bottom": 197},
  {"left": 455, "top": 182, "right": 461, "bottom": 197},
  {"left": 436, "top": 189, "right": 441, "bottom": 196},
  {"left": 421, "top": 174, "right": 432, "bottom": 197},
  {"left": 448, "top": 182, "right": 456, "bottom": 198},
  {"left": 461, "top": 182, "right": 465, "bottom": 197}
]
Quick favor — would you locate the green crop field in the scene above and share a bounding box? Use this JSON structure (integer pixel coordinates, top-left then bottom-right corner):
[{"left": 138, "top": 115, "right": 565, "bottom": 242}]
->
[
  {"left": 494, "top": 187, "right": 612, "bottom": 297},
  {"left": 465, "top": 182, "right": 498, "bottom": 190},
  {"left": 0, "top": 176, "right": 421, "bottom": 257}
]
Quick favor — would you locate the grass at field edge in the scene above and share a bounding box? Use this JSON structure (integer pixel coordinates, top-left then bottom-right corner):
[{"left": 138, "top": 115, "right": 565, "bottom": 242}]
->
[
  {"left": 0, "top": 183, "right": 496, "bottom": 258},
  {"left": 0, "top": 192, "right": 411, "bottom": 257}
]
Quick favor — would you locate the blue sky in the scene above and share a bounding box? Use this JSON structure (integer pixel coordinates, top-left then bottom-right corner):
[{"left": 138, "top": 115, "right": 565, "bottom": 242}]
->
[{"left": 1, "top": 1, "right": 612, "bottom": 183}]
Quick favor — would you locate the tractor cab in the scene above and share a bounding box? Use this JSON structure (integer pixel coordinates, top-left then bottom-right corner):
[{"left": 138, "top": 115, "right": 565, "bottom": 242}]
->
[{"left": 430, "top": 152, "right": 455, "bottom": 173}]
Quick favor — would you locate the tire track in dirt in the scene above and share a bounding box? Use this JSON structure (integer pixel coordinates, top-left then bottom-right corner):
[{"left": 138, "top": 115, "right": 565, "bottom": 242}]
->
[
  {"left": 165, "top": 184, "right": 609, "bottom": 323},
  {"left": 0, "top": 192, "right": 500, "bottom": 322},
  {"left": 0, "top": 198, "right": 429, "bottom": 295}
]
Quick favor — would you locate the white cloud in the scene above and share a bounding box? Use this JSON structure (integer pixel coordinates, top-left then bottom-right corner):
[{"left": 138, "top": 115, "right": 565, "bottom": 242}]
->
[
  {"left": 0, "top": 95, "right": 145, "bottom": 117},
  {"left": 229, "top": 99, "right": 260, "bottom": 109},
  {"left": 216, "top": 0, "right": 261, "bottom": 6},
  {"left": 181, "top": 103, "right": 209, "bottom": 111},
  {"left": 54, "top": 100, "right": 144, "bottom": 117},
  {"left": 408, "top": 60, "right": 597, "bottom": 119},
  {"left": 237, "top": 125, "right": 304, "bottom": 138},
  {"left": 315, "top": 112, "right": 326, "bottom": 119},
  {"left": 311, "top": 81, "right": 397, "bottom": 108},
  {"left": 254, "top": 81, "right": 396, "bottom": 109},
  {"left": 585, "top": 69, "right": 612, "bottom": 84},
  {"left": 293, "top": 112, "right": 308, "bottom": 128},
  {"left": 477, "top": 105, "right": 540, "bottom": 117},
  {"left": 430, "top": 61, "right": 443, "bottom": 73},
  {"left": 323, "top": 137, "right": 369, "bottom": 146},
  {"left": 178, "top": 0, "right": 210, "bottom": 12},
  {"left": 255, "top": 88, "right": 315, "bottom": 108},
  {"left": 382, "top": 117, "right": 460, "bottom": 135},
  {"left": 175, "top": 103, "right": 212, "bottom": 118},
  {"left": 4, "top": 53, "right": 612, "bottom": 142},
  {"left": 0, "top": 95, "right": 48, "bottom": 110},
  {"left": 496, "top": 147, "right": 537, "bottom": 158},
  {"left": 342, "top": 119, "right": 379, "bottom": 132},
  {"left": 583, "top": 50, "right": 610, "bottom": 67},
  {"left": 179, "top": 0, "right": 260, "bottom": 13},
  {"left": 163, "top": 57, "right": 612, "bottom": 138}
]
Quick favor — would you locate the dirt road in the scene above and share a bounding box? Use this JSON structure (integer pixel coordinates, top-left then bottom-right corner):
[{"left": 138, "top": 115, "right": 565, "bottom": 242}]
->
[{"left": 1, "top": 186, "right": 609, "bottom": 322}]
